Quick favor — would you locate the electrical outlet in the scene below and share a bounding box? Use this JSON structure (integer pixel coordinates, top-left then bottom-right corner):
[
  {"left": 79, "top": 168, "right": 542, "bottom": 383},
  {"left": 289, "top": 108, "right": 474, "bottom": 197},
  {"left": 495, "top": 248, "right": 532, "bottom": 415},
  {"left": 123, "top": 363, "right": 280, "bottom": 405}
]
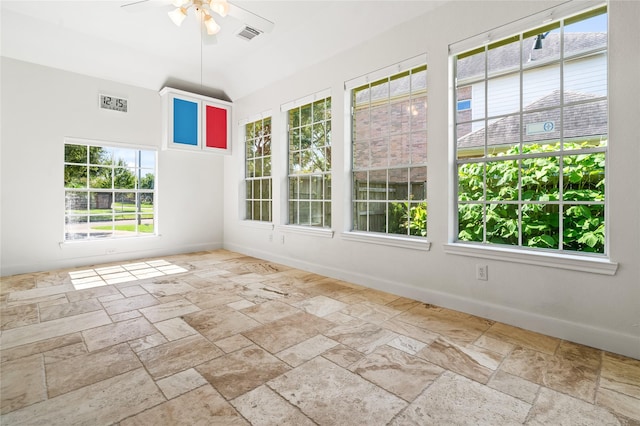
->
[
  {"left": 476, "top": 264, "right": 488, "bottom": 281},
  {"left": 268, "top": 234, "right": 273, "bottom": 243},
  {"left": 106, "top": 248, "right": 116, "bottom": 255},
  {"left": 280, "top": 235, "right": 285, "bottom": 244}
]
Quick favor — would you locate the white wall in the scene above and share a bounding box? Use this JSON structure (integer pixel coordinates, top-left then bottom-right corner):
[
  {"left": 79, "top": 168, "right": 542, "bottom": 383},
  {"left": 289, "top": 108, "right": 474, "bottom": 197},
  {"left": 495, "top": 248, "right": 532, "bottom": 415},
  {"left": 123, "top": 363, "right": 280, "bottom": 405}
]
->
[
  {"left": 0, "top": 58, "right": 225, "bottom": 275},
  {"left": 223, "top": 1, "right": 640, "bottom": 358}
]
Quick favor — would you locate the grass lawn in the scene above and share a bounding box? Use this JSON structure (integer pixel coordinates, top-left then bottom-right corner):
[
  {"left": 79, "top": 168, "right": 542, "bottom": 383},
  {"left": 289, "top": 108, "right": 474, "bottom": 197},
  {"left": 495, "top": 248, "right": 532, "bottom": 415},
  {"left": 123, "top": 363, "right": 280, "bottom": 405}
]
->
[{"left": 92, "top": 224, "right": 154, "bottom": 233}]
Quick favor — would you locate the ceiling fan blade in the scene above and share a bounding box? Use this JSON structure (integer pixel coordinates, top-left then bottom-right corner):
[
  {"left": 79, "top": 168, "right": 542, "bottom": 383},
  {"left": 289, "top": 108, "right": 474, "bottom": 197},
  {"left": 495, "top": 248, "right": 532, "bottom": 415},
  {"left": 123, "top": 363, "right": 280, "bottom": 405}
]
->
[{"left": 227, "top": 2, "right": 274, "bottom": 33}]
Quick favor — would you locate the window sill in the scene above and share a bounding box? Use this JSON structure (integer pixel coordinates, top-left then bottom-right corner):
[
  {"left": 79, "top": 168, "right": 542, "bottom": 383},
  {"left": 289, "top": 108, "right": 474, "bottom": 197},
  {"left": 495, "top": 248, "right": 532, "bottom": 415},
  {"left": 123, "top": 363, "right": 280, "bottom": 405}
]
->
[
  {"left": 342, "top": 232, "right": 431, "bottom": 251},
  {"left": 277, "top": 225, "right": 334, "bottom": 239},
  {"left": 443, "top": 243, "right": 618, "bottom": 275},
  {"left": 240, "top": 220, "right": 274, "bottom": 231}
]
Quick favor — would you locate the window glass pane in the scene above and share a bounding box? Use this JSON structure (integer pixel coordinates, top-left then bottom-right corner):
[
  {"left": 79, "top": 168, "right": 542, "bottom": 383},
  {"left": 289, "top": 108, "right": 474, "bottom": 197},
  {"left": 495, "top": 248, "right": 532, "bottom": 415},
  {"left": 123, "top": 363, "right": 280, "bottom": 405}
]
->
[
  {"left": 139, "top": 170, "right": 155, "bottom": 189},
  {"left": 369, "top": 202, "right": 387, "bottom": 233},
  {"left": 411, "top": 96, "right": 427, "bottom": 132},
  {"left": 370, "top": 138, "right": 388, "bottom": 168},
  {"left": 523, "top": 109, "right": 561, "bottom": 153},
  {"left": 289, "top": 177, "right": 298, "bottom": 200},
  {"left": 354, "top": 201, "right": 367, "bottom": 230},
  {"left": 408, "top": 202, "right": 427, "bottom": 237},
  {"left": 323, "top": 175, "right": 331, "bottom": 200},
  {"left": 289, "top": 201, "right": 298, "bottom": 224},
  {"left": 523, "top": 25, "right": 561, "bottom": 67},
  {"left": 564, "top": 56, "right": 607, "bottom": 97},
  {"left": 563, "top": 204, "right": 604, "bottom": 253},
  {"left": 254, "top": 158, "right": 263, "bottom": 178},
  {"left": 458, "top": 163, "right": 484, "bottom": 201},
  {"left": 245, "top": 122, "right": 255, "bottom": 141},
  {"left": 310, "top": 201, "right": 323, "bottom": 226},
  {"left": 290, "top": 108, "right": 300, "bottom": 128},
  {"left": 564, "top": 9, "right": 607, "bottom": 56},
  {"left": 523, "top": 66, "right": 560, "bottom": 108},
  {"left": 563, "top": 154, "right": 605, "bottom": 202},
  {"left": 299, "top": 176, "right": 311, "bottom": 200},
  {"left": 410, "top": 167, "right": 427, "bottom": 200},
  {"left": 369, "top": 169, "right": 388, "bottom": 201},
  {"left": 65, "top": 215, "right": 90, "bottom": 240},
  {"left": 140, "top": 150, "right": 155, "bottom": 169},
  {"left": 458, "top": 203, "right": 483, "bottom": 242},
  {"left": 113, "top": 192, "right": 135, "bottom": 215},
  {"left": 65, "top": 144, "right": 87, "bottom": 164},
  {"left": 114, "top": 167, "right": 135, "bottom": 189},
  {"left": 522, "top": 204, "right": 559, "bottom": 249},
  {"left": 521, "top": 156, "right": 560, "bottom": 201},
  {"left": 457, "top": 121, "right": 485, "bottom": 159},
  {"left": 486, "top": 203, "right": 519, "bottom": 245},
  {"left": 324, "top": 202, "right": 331, "bottom": 227},
  {"left": 354, "top": 107, "right": 370, "bottom": 141},
  {"left": 140, "top": 215, "right": 154, "bottom": 234},
  {"left": 562, "top": 100, "right": 607, "bottom": 148},
  {"left": 389, "top": 201, "right": 407, "bottom": 235},
  {"left": 261, "top": 201, "right": 271, "bottom": 222},
  {"left": 313, "top": 99, "right": 325, "bottom": 122},
  {"left": 113, "top": 148, "right": 136, "bottom": 167},
  {"left": 487, "top": 36, "right": 519, "bottom": 76},
  {"left": 456, "top": 48, "right": 485, "bottom": 83},
  {"left": 487, "top": 115, "right": 519, "bottom": 157},
  {"left": 262, "top": 179, "right": 272, "bottom": 200},
  {"left": 65, "top": 165, "right": 87, "bottom": 188},
  {"left": 90, "top": 146, "right": 113, "bottom": 165},
  {"left": 300, "top": 104, "right": 312, "bottom": 126},
  {"left": 410, "top": 131, "right": 427, "bottom": 164},
  {"left": 246, "top": 181, "right": 253, "bottom": 200},
  {"left": 389, "top": 168, "right": 408, "bottom": 201},
  {"left": 486, "top": 161, "right": 518, "bottom": 201},
  {"left": 487, "top": 77, "right": 520, "bottom": 117},
  {"left": 353, "top": 141, "right": 371, "bottom": 170},
  {"left": 389, "top": 135, "right": 409, "bottom": 166},
  {"left": 65, "top": 191, "right": 88, "bottom": 214},
  {"left": 354, "top": 171, "right": 367, "bottom": 201},
  {"left": 89, "top": 166, "right": 112, "bottom": 189}
]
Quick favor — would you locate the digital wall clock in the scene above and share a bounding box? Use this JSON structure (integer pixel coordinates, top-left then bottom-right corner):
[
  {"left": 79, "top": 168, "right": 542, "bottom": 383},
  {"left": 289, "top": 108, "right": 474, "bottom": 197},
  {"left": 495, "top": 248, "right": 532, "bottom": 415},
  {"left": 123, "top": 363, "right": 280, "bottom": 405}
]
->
[{"left": 99, "top": 94, "right": 128, "bottom": 112}]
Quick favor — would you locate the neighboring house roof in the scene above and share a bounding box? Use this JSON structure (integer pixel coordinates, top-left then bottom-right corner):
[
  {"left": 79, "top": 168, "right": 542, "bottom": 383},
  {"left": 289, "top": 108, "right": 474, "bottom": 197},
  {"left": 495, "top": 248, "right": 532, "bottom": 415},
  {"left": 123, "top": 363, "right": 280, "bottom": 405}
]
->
[
  {"left": 457, "top": 90, "right": 607, "bottom": 150},
  {"left": 457, "top": 33, "right": 607, "bottom": 81}
]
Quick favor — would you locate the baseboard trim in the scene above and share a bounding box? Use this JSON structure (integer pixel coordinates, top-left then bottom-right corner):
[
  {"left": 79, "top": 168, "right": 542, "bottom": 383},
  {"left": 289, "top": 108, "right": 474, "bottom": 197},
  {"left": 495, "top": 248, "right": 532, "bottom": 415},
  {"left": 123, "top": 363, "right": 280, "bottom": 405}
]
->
[{"left": 224, "top": 242, "right": 640, "bottom": 360}]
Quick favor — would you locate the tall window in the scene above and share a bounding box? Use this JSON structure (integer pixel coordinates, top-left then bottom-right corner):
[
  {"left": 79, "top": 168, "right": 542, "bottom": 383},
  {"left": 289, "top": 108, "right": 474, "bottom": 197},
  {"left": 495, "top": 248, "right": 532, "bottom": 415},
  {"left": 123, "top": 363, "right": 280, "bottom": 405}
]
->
[
  {"left": 64, "top": 141, "right": 156, "bottom": 240},
  {"left": 245, "top": 117, "right": 272, "bottom": 222},
  {"left": 287, "top": 96, "right": 332, "bottom": 227},
  {"left": 454, "top": 5, "right": 607, "bottom": 254},
  {"left": 351, "top": 64, "right": 427, "bottom": 237}
]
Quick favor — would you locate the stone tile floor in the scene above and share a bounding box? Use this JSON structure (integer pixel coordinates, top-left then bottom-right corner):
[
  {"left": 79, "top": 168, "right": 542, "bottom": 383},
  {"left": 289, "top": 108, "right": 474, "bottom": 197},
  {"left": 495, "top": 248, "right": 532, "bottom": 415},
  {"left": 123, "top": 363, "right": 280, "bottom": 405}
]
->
[{"left": 1, "top": 249, "right": 639, "bottom": 425}]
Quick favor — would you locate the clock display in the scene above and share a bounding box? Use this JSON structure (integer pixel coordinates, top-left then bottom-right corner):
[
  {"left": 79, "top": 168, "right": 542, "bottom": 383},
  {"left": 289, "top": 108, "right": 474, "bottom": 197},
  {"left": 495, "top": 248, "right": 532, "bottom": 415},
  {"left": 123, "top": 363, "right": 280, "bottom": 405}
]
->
[{"left": 99, "top": 94, "right": 128, "bottom": 112}]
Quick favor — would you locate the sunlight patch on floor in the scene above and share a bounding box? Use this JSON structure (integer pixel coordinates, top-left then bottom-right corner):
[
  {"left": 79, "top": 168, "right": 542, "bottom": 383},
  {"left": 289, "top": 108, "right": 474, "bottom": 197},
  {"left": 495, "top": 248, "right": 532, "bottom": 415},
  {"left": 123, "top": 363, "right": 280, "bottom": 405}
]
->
[{"left": 69, "top": 260, "right": 188, "bottom": 289}]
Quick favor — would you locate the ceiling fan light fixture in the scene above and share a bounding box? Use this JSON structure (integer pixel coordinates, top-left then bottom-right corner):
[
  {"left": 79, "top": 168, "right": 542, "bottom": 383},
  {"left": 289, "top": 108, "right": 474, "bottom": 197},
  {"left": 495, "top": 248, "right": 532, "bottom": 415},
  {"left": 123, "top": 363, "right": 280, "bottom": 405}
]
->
[
  {"left": 209, "top": 0, "right": 229, "bottom": 17},
  {"left": 204, "top": 14, "right": 221, "bottom": 34},
  {"left": 172, "top": 0, "right": 190, "bottom": 7},
  {"left": 168, "top": 7, "right": 188, "bottom": 26}
]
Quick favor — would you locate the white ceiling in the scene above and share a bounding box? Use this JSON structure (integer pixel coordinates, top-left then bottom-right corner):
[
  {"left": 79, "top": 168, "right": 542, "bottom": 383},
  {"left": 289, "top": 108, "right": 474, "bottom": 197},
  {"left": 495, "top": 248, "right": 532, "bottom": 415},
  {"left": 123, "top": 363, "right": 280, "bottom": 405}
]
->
[{"left": 1, "top": 0, "right": 444, "bottom": 101}]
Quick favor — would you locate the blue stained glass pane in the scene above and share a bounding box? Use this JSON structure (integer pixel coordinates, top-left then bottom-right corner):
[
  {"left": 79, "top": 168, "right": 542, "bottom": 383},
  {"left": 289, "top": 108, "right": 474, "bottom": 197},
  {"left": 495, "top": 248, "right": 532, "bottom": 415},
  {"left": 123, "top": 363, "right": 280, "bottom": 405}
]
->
[{"left": 173, "top": 98, "right": 198, "bottom": 146}]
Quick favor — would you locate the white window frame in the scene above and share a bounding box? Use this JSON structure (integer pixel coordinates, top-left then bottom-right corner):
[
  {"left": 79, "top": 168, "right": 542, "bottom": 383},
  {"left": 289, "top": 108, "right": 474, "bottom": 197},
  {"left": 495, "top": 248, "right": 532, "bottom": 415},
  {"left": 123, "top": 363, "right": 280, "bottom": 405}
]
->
[
  {"left": 343, "top": 55, "right": 431, "bottom": 250},
  {"left": 242, "top": 114, "right": 273, "bottom": 223},
  {"left": 63, "top": 137, "right": 157, "bottom": 242},
  {"left": 446, "top": 1, "right": 617, "bottom": 275},
  {"left": 281, "top": 89, "right": 333, "bottom": 231}
]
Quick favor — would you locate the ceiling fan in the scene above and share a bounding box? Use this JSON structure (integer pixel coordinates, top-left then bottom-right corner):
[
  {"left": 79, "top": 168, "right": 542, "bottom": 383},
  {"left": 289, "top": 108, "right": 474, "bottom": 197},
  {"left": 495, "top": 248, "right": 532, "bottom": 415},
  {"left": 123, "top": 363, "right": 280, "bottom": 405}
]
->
[{"left": 121, "top": 0, "right": 274, "bottom": 41}]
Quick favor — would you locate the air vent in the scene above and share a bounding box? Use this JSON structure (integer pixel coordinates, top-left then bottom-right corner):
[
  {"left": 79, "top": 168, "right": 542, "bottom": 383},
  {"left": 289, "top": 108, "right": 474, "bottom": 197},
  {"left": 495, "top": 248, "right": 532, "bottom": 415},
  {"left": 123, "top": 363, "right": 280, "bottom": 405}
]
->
[{"left": 236, "top": 25, "right": 262, "bottom": 41}]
